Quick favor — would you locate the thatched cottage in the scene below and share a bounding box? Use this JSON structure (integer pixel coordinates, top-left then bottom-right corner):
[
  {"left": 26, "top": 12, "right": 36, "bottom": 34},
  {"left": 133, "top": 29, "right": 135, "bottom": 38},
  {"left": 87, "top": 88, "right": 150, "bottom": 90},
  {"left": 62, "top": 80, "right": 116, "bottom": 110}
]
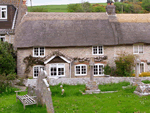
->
[{"left": 13, "top": 2, "right": 150, "bottom": 78}]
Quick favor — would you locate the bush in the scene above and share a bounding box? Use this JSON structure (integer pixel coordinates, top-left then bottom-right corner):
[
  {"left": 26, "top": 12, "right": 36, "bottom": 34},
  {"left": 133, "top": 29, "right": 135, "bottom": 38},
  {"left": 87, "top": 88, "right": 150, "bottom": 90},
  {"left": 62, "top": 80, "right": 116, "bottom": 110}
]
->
[
  {"left": 30, "top": 7, "right": 48, "bottom": 12},
  {"left": 93, "top": 6, "right": 106, "bottom": 12},
  {"left": 139, "top": 72, "right": 150, "bottom": 77},
  {"left": 0, "top": 41, "right": 16, "bottom": 75},
  {"left": 115, "top": 52, "right": 137, "bottom": 77},
  {"left": 103, "top": 64, "right": 112, "bottom": 75},
  {"left": 6, "top": 73, "right": 17, "bottom": 80},
  {"left": 142, "top": 0, "right": 150, "bottom": 11}
]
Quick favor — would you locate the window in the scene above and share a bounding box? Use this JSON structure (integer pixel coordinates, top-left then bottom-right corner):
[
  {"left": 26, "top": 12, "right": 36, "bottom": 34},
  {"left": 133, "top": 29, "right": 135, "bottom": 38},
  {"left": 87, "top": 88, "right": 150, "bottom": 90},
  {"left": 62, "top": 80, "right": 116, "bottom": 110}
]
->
[
  {"left": 94, "top": 64, "right": 104, "bottom": 76},
  {"left": 33, "top": 65, "right": 45, "bottom": 78},
  {"left": 33, "top": 47, "right": 45, "bottom": 57},
  {"left": 92, "top": 46, "right": 104, "bottom": 55},
  {"left": 0, "top": 34, "right": 5, "bottom": 42},
  {"left": 75, "top": 64, "right": 87, "bottom": 76},
  {"left": 0, "top": 6, "right": 7, "bottom": 19},
  {"left": 50, "top": 64, "right": 65, "bottom": 76},
  {"left": 133, "top": 44, "right": 144, "bottom": 54}
]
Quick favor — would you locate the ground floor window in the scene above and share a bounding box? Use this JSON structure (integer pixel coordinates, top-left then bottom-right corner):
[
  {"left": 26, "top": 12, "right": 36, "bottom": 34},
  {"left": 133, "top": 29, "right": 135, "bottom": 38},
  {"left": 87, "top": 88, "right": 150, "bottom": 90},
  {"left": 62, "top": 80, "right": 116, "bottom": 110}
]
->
[
  {"left": 94, "top": 64, "right": 104, "bottom": 76},
  {"left": 50, "top": 64, "right": 65, "bottom": 76},
  {"left": 75, "top": 64, "right": 87, "bottom": 76},
  {"left": 33, "top": 65, "right": 45, "bottom": 78},
  {"left": 0, "top": 34, "right": 5, "bottom": 42},
  {"left": 138, "top": 62, "right": 145, "bottom": 73}
]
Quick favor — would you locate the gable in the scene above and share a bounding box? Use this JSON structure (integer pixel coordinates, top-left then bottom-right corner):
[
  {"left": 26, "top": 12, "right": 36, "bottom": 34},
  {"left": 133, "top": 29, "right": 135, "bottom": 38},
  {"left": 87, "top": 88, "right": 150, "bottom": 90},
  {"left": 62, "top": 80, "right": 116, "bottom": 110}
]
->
[{"left": 47, "top": 56, "right": 67, "bottom": 63}]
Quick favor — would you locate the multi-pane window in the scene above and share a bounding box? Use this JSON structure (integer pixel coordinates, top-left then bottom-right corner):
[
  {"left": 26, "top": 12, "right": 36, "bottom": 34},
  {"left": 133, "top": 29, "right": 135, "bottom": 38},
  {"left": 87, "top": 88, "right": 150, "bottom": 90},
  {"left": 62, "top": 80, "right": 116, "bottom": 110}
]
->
[
  {"left": 0, "top": 6, "right": 7, "bottom": 19},
  {"left": 139, "top": 63, "right": 144, "bottom": 73},
  {"left": 50, "top": 64, "right": 65, "bottom": 76},
  {"left": 133, "top": 44, "right": 144, "bottom": 54},
  {"left": 75, "top": 64, "right": 87, "bottom": 76},
  {"left": 33, "top": 47, "right": 45, "bottom": 57},
  {"left": 33, "top": 66, "right": 45, "bottom": 78},
  {"left": 92, "top": 46, "right": 103, "bottom": 55},
  {"left": 94, "top": 64, "right": 104, "bottom": 76},
  {"left": 0, "top": 34, "right": 5, "bottom": 42}
]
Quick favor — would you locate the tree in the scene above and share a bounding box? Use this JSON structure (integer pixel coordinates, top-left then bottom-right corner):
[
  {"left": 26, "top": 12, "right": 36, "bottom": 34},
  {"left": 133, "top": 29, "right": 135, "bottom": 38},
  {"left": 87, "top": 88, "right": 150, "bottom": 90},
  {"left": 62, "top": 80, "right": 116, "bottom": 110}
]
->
[
  {"left": 0, "top": 41, "right": 16, "bottom": 75},
  {"left": 81, "top": 1, "right": 93, "bottom": 12},
  {"left": 142, "top": 0, "right": 150, "bottom": 11}
]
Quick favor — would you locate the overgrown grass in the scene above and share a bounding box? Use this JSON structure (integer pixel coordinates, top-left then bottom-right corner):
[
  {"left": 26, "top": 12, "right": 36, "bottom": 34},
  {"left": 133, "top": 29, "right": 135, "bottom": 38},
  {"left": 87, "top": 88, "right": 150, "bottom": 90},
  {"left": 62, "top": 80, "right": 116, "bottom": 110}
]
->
[
  {"left": 50, "top": 82, "right": 150, "bottom": 113},
  {"left": 28, "top": 3, "right": 107, "bottom": 12},
  {"left": 142, "top": 80, "right": 150, "bottom": 84}
]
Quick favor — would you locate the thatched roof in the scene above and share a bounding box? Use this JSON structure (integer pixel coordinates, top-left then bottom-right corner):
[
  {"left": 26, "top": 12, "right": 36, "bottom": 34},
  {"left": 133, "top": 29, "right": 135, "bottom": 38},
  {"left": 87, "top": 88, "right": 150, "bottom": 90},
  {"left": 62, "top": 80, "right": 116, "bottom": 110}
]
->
[{"left": 15, "top": 13, "right": 150, "bottom": 48}]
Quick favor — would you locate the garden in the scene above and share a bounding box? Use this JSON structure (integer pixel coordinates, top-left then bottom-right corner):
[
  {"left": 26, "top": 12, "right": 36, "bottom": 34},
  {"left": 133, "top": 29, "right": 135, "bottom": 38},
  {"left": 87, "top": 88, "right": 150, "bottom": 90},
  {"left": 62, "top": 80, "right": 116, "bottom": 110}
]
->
[{"left": 1, "top": 81, "right": 150, "bottom": 113}]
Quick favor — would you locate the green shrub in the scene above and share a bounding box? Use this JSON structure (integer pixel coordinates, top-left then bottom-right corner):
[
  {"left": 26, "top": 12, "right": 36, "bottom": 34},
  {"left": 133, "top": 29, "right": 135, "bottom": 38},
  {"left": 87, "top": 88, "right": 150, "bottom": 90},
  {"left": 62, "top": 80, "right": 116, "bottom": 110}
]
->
[
  {"left": 30, "top": 7, "right": 48, "bottom": 12},
  {"left": 92, "top": 6, "right": 106, "bottom": 12},
  {"left": 67, "top": 4, "right": 83, "bottom": 12},
  {"left": 6, "top": 73, "right": 17, "bottom": 80},
  {"left": 142, "top": 80, "right": 150, "bottom": 84},
  {"left": 0, "top": 41, "right": 16, "bottom": 75},
  {"left": 103, "top": 64, "right": 112, "bottom": 75},
  {"left": 142, "top": 0, "right": 150, "bottom": 11},
  {"left": 115, "top": 52, "right": 137, "bottom": 77}
]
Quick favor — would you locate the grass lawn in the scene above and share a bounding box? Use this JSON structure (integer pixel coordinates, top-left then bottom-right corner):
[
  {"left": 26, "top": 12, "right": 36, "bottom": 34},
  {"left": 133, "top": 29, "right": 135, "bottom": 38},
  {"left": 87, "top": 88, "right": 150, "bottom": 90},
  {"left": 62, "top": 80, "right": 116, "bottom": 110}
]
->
[
  {"left": 0, "top": 91, "right": 47, "bottom": 113},
  {"left": 27, "top": 3, "right": 107, "bottom": 12},
  {"left": 1, "top": 81, "right": 150, "bottom": 113},
  {"left": 50, "top": 82, "right": 150, "bottom": 113}
]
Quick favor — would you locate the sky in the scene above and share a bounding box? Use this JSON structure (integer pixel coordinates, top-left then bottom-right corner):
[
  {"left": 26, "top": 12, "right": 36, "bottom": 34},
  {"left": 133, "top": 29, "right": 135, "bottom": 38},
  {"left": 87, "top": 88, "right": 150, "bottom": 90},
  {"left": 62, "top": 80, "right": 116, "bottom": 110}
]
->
[{"left": 27, "top": 0, "right": 107, "bottom": 6}]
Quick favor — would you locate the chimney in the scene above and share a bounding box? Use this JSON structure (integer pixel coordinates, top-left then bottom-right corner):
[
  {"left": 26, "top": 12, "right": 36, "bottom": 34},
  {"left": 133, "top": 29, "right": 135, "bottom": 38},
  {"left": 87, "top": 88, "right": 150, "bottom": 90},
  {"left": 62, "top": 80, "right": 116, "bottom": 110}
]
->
[
  {"left": 106, "top": 0, "right": 116, "bottom": 16},
  {"left": 23, "top": 0, "right": 26, "bottom": 5}
]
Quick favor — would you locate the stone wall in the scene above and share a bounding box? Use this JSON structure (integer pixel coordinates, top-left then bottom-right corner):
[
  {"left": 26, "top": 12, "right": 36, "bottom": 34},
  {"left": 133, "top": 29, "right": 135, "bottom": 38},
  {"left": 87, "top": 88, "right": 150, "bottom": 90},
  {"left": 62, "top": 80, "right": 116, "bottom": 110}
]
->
[{"left": 48, "top": 77, "right": 150, "bottom": 86}]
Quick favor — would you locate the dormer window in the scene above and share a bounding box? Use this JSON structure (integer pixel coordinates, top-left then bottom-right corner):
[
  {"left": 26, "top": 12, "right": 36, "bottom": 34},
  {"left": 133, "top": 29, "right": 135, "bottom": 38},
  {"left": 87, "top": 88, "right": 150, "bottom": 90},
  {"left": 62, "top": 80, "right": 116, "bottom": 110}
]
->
[
  {"left": 33, "top": 47, "right": 45, "bottom": 57},
  {"left": 133, "top": 44, "right": 144, "bottom": 54},
  {"left": 0, "top": 6, "right": 7, "bottom": 19},
  {"left": 92, "top": 46, "right": 104, "bottom": 55},
  {"left": 0, "top": 34, "right": 5, "bottom": 42}
]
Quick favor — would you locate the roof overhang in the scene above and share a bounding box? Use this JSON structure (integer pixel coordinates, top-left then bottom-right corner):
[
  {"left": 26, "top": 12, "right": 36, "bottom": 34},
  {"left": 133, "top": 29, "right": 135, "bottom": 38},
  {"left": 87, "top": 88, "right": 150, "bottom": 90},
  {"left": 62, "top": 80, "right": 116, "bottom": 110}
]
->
[{"left": 44, "top": 55, "right": 71, "bottom": 64}]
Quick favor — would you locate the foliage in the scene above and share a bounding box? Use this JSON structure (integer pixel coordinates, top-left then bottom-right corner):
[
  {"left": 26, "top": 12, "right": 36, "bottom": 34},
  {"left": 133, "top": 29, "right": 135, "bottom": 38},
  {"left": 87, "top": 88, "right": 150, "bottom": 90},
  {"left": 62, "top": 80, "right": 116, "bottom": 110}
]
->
[
  {"left": 0, "top": 41, "right": 16, "bottom": 75},
  {"left": 67, "top": 4, "right": 83, "bottom": 12},
  {"left": 15, "top": 78, "right": 25, "bottom": 86},
  {"left": 92, "top": 6, "right": 106, "bottom": 12},
  {"left": 0, "top": 75, "right": 16, "bottom": 94},
  {"left": 6, "top": 73, "right": 17, "bottom": 80},
  {"left": 139, "top": 72, "right": 150, "bottom": 77},
  {"left": 81, "top": 2, "right": 93, "bottom": 12},
  {"left": 142, "top": 80, "right": 150, "bottom": 84},
  {"left": 30, "top": 7, "right": 48, "bottom": 12},
  {"left": 115, "top": 52, "right": 137, "bottom": 77},
  {"left": 142, "top": 0, "right": 150, "bottom": 11},
  {"left": 23, "top": 55, "right": 44, "bottom": 77},
  {"left": 103, "top": 64, "right": 112, "bottom": 75}
]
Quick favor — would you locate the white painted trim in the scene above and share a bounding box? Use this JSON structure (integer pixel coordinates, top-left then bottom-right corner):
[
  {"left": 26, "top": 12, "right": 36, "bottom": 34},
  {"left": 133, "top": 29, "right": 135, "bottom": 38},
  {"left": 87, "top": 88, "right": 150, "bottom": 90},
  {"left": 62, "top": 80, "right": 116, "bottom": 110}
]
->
[
  {"left": 44, "top": 55, "right": 56, "bottom": 64},
  {"left": 12, "top": 8, "right": 18, "bottom": 29},
  {"left": 33, "top": 65, "right": 45, "bottom": 79},
  {"left": 44, "top": 55, "right": 71, "bottom": 64},
  {"left": 0, "top": 35, "right": 5, "bottom": 42},
  {"left": 92, "top": 46, "right": 104, "bottom": 55},
  {"left": 139, "top": 62, "right": 145, "bottom": 74},
  {"left": 93, "top": 63, "right": 104, "bottom": 76},
  {"left": 133, "top": 44, "right": 144, "bottom": 54},
  {"left": 33, "top": 47, "right": 45, "bottom": 58},
  {"left": 75, "top": 64, "right": 87, "bottom": 76},
  {"left": 49, "top": 63, "right": 65, "bottom": 77},
  {"left": 0, "top": 6, "right": 7, "bottom": 19}
]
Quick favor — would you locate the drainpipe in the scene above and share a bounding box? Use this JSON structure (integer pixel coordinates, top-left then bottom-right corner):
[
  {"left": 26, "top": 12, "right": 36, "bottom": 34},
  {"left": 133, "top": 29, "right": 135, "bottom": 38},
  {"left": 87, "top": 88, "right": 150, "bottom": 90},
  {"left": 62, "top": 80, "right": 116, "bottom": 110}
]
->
[{"left": 12, "top": 8, "right": 18, "bottom": 29}]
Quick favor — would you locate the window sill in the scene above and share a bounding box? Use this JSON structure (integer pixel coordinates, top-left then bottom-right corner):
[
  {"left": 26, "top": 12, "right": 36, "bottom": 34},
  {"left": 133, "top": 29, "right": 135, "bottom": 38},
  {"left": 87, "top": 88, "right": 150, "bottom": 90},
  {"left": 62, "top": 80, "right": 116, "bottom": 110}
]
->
[
  {"left": 75, "top": 74, "right": 87, "bottom": 76},
  {"left": 33, "top": 56, "right": 45, "bottom": 58},
  {"left": 92, "top": 54, "right": 104, "bottom": 55},
  {"left": 94, "top": 74, "right": 105, "bottom": 76}
]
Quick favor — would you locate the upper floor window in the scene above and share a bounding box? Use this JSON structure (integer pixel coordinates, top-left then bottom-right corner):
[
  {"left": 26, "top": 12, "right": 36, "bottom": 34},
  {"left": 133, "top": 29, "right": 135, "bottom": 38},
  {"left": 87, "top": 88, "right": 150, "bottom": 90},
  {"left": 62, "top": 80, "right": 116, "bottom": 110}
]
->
[
  {"left": 133, "top": 44, "right": 144, "bottom": 54},
  {"left": 33, "top": 47, "right": 45, "bottom": 57},
  {"left": 75, "top": 64, "right": 87, "bottom": 76},
  {"left": 0, "top": 6, "right": 7, "bottom": 19},
  {"left": 0, "top": 34, "right": 5, "bottom": 42},
  {"left": 92, "top": 46, "right": 104, "bottom": 55}
]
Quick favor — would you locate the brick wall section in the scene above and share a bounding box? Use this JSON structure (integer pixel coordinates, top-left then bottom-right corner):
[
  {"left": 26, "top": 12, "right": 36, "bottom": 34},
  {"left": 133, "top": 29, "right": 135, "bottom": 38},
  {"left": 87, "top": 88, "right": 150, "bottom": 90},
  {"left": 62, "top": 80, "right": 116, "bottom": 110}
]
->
[{"left": 17, "top": 43, "right": 150, "bottom": 78}]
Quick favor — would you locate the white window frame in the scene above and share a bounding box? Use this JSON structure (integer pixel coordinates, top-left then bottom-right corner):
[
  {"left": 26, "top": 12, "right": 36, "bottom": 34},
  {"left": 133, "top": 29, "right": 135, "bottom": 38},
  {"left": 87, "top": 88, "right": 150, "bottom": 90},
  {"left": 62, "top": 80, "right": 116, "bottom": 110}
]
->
[
  {"left": 93, "top": 63, "right": 104, "bottom": 76},
  {"left": 49, "top": 63, "right": 65, "bottom": 77},
  {"left": 33, "top": 47, "right": 45, "bottom": 57},
  {"left": 75, "top": 64, "right": 87, "bottom": 76},
  {"left": 92, "top": 46, "right": 104, "bottom": 55},
  {"left": 0, "top": 6, "right": 7, "bottom": 19},
  {"left": 138, "top": 62, "right": 145, "bottom": 74},
  {"left": 133, "top": 44, "right": 144, "bottom": 54},
  {"left": 33, "top": 65, "right": 45, "bottom": 78},
  {"left": 0, "top": 34, "right": 5, "bottom": 42}
]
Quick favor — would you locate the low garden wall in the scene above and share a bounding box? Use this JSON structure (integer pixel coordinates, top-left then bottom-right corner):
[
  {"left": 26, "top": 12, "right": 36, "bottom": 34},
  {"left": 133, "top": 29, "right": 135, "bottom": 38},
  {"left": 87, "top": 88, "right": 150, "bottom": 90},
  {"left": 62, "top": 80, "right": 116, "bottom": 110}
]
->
[{"left": 48, "top": 77, "right": 150, "bottom": 86}]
